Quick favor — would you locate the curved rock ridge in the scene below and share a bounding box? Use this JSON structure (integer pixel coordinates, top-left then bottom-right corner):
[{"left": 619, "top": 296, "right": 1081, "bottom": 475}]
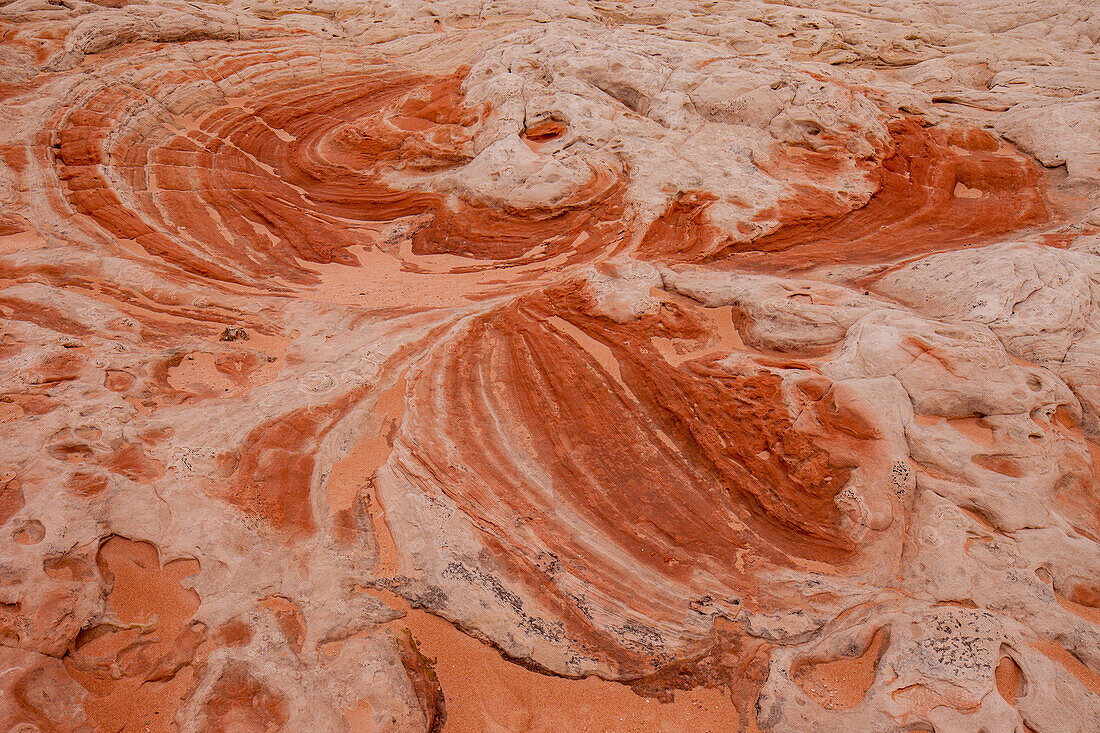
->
[
  {"left": 377, "top": 269, "right": 907, "bottom": 678},
  {"left": 0, "top": 0, "right": 1099, "bottom": 731},
  {"left": 50, "top": 52, "right": 627, "bottom": 286},
  {"left": 677, "top": 119, "right": 1054, "bottom": 271}
]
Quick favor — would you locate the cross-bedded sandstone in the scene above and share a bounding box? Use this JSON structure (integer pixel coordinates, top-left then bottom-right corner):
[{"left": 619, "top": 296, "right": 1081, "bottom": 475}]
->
[{"left": 0, "top": 0, "right": 1098, "bottom": 731}]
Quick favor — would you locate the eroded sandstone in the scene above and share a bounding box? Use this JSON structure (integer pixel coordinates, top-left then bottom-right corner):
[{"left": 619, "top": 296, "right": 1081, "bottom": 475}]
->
[{"left": 0, "top": 0, "right": 1098, "bottom": 730}]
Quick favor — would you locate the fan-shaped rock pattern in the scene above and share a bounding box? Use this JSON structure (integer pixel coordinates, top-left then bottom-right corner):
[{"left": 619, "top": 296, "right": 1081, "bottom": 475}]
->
[
  {"left": 379, "top": 276, "right": 896, "bottom": 677},
  {"left": 1, "top": 0, "right": 1099, "bottom": 731}
]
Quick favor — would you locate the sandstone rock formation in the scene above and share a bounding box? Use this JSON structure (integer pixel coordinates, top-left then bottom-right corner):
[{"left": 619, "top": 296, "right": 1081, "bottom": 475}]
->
[{"left": 0, "top": 0, "right": 1098, "bottom": 730}]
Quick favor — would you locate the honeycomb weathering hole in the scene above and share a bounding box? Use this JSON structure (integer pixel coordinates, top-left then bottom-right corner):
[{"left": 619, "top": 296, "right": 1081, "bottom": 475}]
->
[
  {"left": 995, "top": 648, "right": 1027, "bottom": 705},
  {"left": 523, "top": 119, "right": 568, "bottom": 142},
  {"left": 791, "top": 628, "right": 888, "bottom": 710}
]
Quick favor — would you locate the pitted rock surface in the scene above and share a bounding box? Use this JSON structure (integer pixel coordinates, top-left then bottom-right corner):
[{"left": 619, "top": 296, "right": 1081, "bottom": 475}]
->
[{"left": 1, "top": 0, "right": 1098, "bottom": 730}]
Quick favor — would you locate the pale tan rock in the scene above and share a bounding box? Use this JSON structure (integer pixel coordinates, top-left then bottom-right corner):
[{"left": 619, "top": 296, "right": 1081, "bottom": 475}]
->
[{"left": 0, "top": 0, "right": 1097, "bottom": 730}]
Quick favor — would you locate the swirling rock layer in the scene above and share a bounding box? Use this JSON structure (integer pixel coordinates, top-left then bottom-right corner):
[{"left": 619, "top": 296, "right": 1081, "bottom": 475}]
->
[{"left": 1, "top": 0, "right": 1099, "bottom": 731}]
